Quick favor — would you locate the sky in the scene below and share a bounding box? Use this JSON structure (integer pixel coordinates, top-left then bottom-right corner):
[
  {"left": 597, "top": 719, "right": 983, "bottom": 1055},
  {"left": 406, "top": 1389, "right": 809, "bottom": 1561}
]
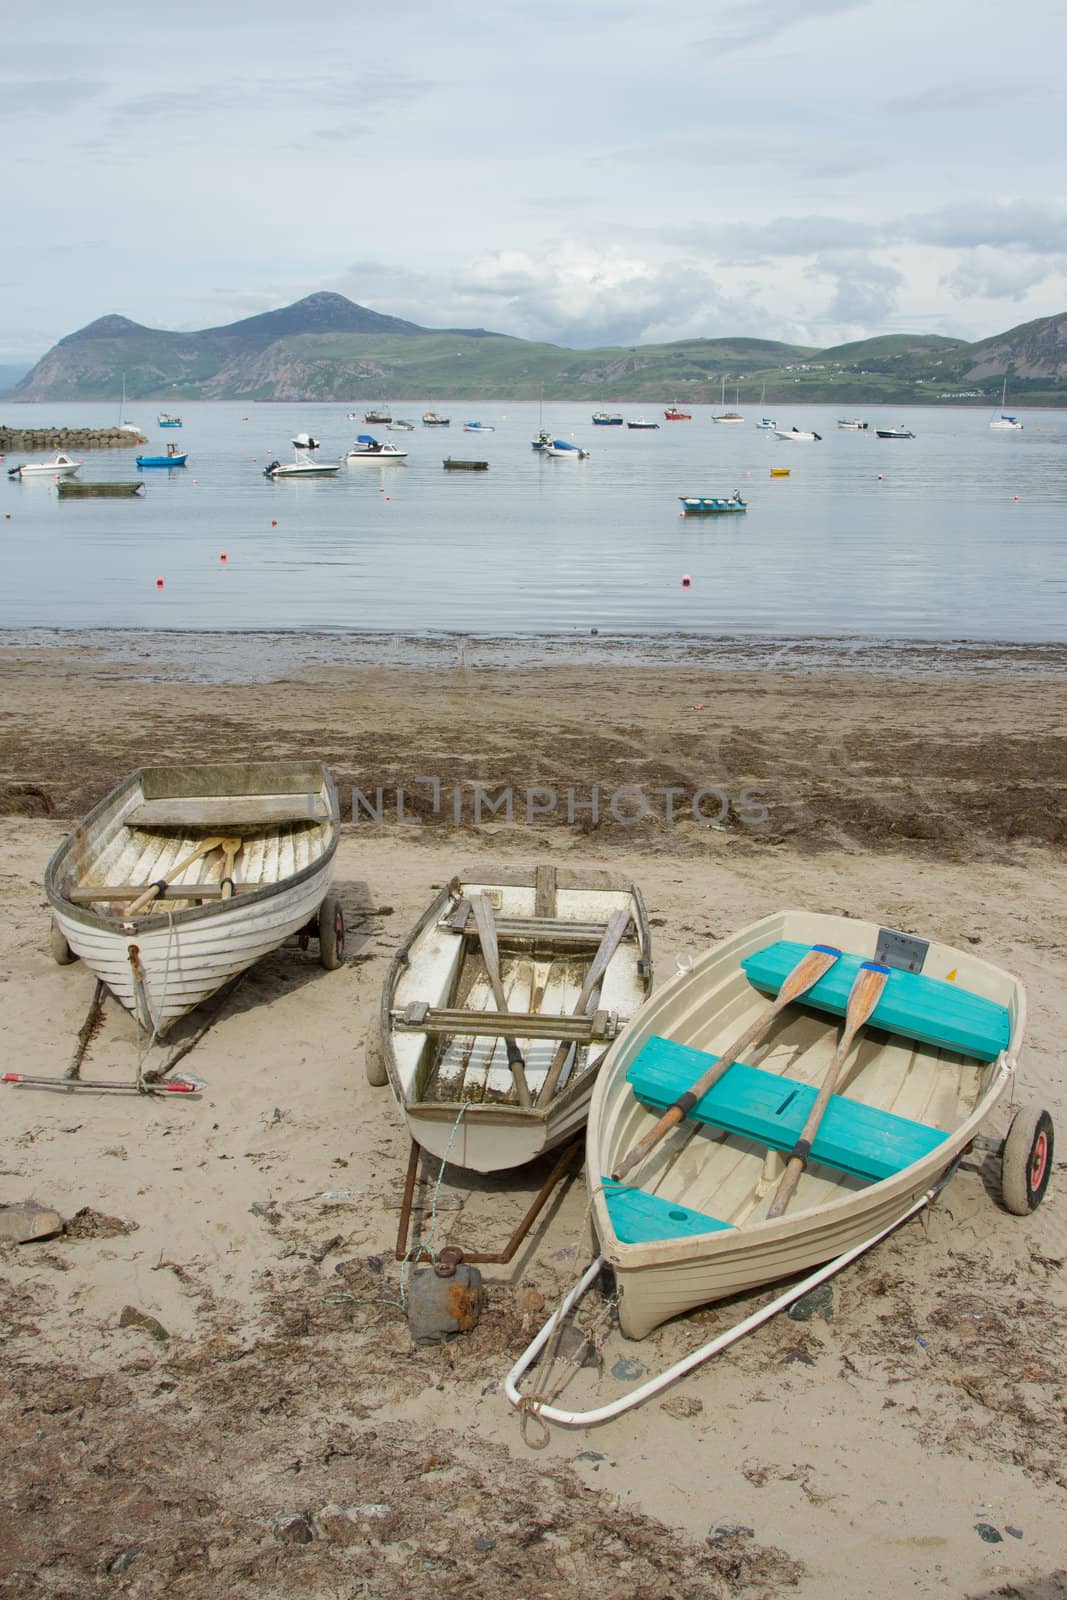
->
[{"left": 4, "top": 0, "right": 1067, "bottom": 363}]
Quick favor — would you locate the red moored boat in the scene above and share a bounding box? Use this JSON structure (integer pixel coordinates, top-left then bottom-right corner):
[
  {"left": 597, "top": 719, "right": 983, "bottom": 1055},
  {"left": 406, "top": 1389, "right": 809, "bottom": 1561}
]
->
[{"left": 664, "top": 404, "right": 692, "bottom": 420}]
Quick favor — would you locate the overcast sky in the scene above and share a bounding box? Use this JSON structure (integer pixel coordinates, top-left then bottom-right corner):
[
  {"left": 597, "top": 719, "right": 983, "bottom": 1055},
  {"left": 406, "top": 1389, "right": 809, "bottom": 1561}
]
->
[{"left": 4, "top": 0, "right": 1066, "bottom": 361}]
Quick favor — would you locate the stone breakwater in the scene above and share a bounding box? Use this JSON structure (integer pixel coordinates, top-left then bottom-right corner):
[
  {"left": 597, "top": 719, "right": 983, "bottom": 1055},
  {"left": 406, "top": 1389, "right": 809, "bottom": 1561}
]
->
[{"left": 0, "top": 426, "right": 146, "bottom": 450}]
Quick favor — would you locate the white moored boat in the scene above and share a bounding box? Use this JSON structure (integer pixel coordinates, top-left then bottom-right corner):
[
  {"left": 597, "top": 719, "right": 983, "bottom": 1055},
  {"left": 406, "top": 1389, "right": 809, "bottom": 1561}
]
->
[
  {"left": 774, "top": 426, "right": 822, "bottom": 441},
  {"left": 586, "top": 909, "right": 1044, "bottom": 1339},
  {"left": 45, "top": 762, "right": 344, "bottom": 1036},
  {"left": 263, "top": 450, "right": 341, "bottom": 477},
  {"left": 7, "top": 453, "right": 82, "bottom": 479},
  {"left": 344, "top": 435, "right": 408, "bottom": 461},
  {"left": 370, "top": 866, "right": 652, "bottom": 1173}
]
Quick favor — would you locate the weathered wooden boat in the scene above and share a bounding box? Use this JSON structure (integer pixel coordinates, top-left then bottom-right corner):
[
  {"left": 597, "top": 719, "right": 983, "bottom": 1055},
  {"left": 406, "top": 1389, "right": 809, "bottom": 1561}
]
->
[
  {"left": 57, "top": 480, "right": 145, "bottom": 497},
  {"left": 586, "top": 910, "right": 1046, "bottom": 1340},
  {"left": 45, "top": 761, "right": 344, "bottom": 1036},
  {"left": 507, "top": 910, "right": 1051, "bottom": 1427},
  {"left": 370, "top": 866, "right": 652, "bottom": 1173},
  {"left": 7, "top": 453, "right": 82, "bottom": 479},
  {"left": 443, "top": 457, "right": 488, "bottom": 471},
  {"left": 679, "top": 492, "right": 746, "bottom": 514}
]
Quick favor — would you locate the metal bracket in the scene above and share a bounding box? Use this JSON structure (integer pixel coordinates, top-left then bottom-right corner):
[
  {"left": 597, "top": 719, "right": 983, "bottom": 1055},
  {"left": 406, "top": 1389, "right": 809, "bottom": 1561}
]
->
[{"left": 875, "top": 927, "right": 930, "bottom": 974}]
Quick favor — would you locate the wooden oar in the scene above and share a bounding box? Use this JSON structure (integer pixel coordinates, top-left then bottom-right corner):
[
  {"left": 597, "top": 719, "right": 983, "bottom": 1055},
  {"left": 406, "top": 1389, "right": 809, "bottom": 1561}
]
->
[
  {"left": 766, "top": 960, "right": 890, "bottom": 1220},
  {"left": 470, "top": 894, "right": 532, "bottom": 1108},
  {"left": 126, "top": 835, "right": 234, "bottom": 916},
  {"left": 219, "top": 836, "right": 242, "bottom": 899},
  {"left": 611, "top": 942, "right": 842, "bottom": 1183},
  {"left": 537, "top": 906, "right": 633, "bottom": 1107}
]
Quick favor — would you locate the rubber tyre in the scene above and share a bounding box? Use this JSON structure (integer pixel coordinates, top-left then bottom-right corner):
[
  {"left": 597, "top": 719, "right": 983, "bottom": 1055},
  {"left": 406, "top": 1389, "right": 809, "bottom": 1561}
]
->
[
  {"left": 318, "top": 895, "right": 345, "bottom": 971},
  {"left": 1001, "top": 1106, "right": 1054, "bottom": 1215},
  {"left": 365, "top": 1031, "right": 389, "bottom": 1088},
  {"left": 49, "top": 918, "right": 78, "bottom": 965}
]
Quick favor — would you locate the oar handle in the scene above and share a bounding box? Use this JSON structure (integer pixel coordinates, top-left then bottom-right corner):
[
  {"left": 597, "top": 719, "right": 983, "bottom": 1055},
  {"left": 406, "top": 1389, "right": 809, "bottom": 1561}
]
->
[
  {"left": 766, "top": 961, "right": 890, "bottom": 1220},
  {"left": 610, "top": 944, "right": 842, "bottom": 1183}
]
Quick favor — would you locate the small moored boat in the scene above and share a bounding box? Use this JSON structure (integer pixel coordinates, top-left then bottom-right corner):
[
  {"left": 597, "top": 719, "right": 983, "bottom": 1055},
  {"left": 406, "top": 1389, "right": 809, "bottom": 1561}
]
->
[
  {"left": 369, "top": 866, "right": 652, "bottom": 1173},
  {"left": 344, "top": 435, "right": 408, "bottom": 461},
  {"left": 45, "top": 761, "right": 344, "bottom": 1036},
  {"left": 463, "top": 421, "right": 495, "bottom": 432},
  {"left": 7, "top": 453, "right": 82, "bottom": 479},
  {"left": 363, "top": 409, "right": 392, "bottom": 424},
  {"left": 755, "top": 416, "right": 777, "bottom": 431},
  {"left": 388, "top": 419, "right": 416, "bottom": 431},
  {"left": 627, "top": 418, "right": 659, "bottom": 429},
  {"left": 136, "top": 444, "right": 188, "bottom": 467},
  {"left": 57, "top": 480, "right": 144, "bottom": 498},
  {"left": 531, "top": 428, "right": 553, "bottom": 452},
  {"left": 774, "top": 427, "right": 822, "bottom": 442},
  {"left": 264, "top": 450, "right": 342, "bottom": 477},
  {"left": 422, "top": 411, "right": 451, "bottom": 426},
  {"left": 546, "top": 439, "right": 590, "bottom": 459},
  {"left": 157, "top": 413, "right": 182, "bottom": 427},
  {"left": 837, "top": 418, "right": 869, "bottom": 430},
  {"left": 663, "top": 404, "right": 692, "bottom": 420},
  {"left": 592, "top": 412, "right": 624, "bottom": 425},
  {"left": 291, "top": 432, "right": 320, "bottom": 449},
  {"left": 875, "top": 426, "right": 915, "bottom": 440},
  {"left": 679, "top": 492, "right": 746, "bottom": 514}
]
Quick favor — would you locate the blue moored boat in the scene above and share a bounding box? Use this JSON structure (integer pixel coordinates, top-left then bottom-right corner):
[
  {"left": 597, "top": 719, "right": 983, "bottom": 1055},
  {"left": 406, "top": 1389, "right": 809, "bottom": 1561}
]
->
[
  {"left": 679, "top": 492, "right": 746, "bottom": 514},
  {"left": 157, "top": 413, "right": 182, "bottom": 427},
  {"left": 592, "top": 411, "right": 624, "bottom": 425},
  {"left": 137, "top": 446, "right": 188, "bottom": 467}
]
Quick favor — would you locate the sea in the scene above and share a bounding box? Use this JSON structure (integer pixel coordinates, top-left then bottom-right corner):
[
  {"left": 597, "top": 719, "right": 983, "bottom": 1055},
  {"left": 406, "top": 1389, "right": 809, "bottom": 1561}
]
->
[{"left": 2, "top": 399, "right": 1065, "bottom": 679}]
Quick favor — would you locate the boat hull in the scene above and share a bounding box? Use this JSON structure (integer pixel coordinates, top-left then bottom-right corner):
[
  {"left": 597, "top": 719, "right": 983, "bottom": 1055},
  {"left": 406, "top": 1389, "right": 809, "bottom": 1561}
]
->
[
  {"left": 45, "top": 762, "right": 339, "bottom": 1035},
  {"left": 587, "top": 910, "right": 1024, "bottom": 1338},
  {"left": 379, "top": 868, "right": 652, "bottom": 1172}
]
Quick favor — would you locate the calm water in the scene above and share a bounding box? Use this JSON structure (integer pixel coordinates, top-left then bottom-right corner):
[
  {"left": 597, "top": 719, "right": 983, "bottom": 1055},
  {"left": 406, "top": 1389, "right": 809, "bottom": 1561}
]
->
[{"left": 2, "top": 400, "right": 1065, "bottom": 645}]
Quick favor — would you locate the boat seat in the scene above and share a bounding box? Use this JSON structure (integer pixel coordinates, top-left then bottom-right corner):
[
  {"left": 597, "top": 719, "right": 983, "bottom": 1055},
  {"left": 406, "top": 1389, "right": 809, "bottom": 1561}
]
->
[
  {"left": 600, "top": 1178, "right": 733, "bottom": 1245},
  {"left": 742, "top": 941, "right": 1009, "bottom": 1062},
  {"left": 127, "top": 794, "right": 329, "bottom": 828},
  {"left": 627, "top": 1037, "right": 949, "bottom": 1184}
]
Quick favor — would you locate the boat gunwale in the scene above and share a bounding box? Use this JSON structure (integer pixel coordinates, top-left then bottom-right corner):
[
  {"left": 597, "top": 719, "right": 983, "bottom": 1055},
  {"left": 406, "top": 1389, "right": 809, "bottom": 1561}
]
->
[{"left": 45, "top": 762, "right": 340, "bottom": 934}]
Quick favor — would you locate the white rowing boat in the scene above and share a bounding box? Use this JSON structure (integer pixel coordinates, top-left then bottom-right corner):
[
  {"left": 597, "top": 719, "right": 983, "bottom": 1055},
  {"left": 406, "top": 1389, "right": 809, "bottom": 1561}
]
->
[
  {"left": 585, "top": 909, "right": 1046, "bottom": 1339},
  {"left": 370, "top": 865, "right": 652, "bottom": 1172},
  {"left": 45, "top": 761, "right": 343, "bottom": 1035}
]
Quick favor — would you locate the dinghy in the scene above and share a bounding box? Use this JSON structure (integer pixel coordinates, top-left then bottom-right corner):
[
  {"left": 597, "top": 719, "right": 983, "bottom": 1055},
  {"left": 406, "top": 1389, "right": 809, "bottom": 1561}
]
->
[
  {"left": 45, "top": 761, "right": 344, "bottom": 1036},
  {"left": 370, "top": 866, "right": 652, "bottom": 1172},
  {"left": 585, "top": 910, "right": 1046, "bottom": 1340}
]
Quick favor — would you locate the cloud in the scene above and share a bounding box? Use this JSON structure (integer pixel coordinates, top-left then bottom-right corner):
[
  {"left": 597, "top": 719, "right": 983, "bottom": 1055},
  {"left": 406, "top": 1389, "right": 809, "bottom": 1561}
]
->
[
  {"left": 0, "top": 78, "right": 104, "bottom": 115},
  {"left": 884, "top": 78, "right": 1049, "bottom": 114},
  {"left": 692, "top": 0, "right": 871, "bottom": 57},
  {"left": 111, "top": 73, "right": 437, "bottom": 123},
  {"left": 905, "top": 201, "right": 1067, "bottom": 255},
  {"left": 807, "top": 253, "right": 904, "bottom": 325},
  {"left": 941, "top": 247, "right": 1054, "bottom": 302}
]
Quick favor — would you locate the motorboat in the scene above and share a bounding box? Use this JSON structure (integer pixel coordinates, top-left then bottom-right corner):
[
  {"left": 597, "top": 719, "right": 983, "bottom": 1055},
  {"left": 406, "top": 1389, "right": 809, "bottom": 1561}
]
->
[
  {"left": 531, "top": 428, "right": 553, "bottom": 452},
  {"left": 363, "top": 409, "right": 392, "bottom": 424},
  {"left": 663, "top": 404, "right": 692, "bottom": 420},
  {"left": 291, "top": 432, "right": 320, "bottom": 449},
  {"left": 136, "top": 444, "right": 188, "bottom": 467},
  {"left": 463, "top": 421, "right": 495, "bottom": 432},
  {"left": 344, "top": 435, "right": 408, "bottom": 461},
  {"left": 627, "top": 418, "right": 659, "bottom": 429},
  {"left": 157, "top": 413, "right": 182, "bottom": 428},
  {"left": 422, "top": 411, "right": 451, "bottom": 426},
  {"left": 837, "top": 419, "right": 869, "bottom": 430},
  {"left": 546, "top": 439, "right": 590, "bottom": 459},
  {"left": 7, "top": 453, "right": 82, "bottom": 479},
  {"left": 263, "top": 450, "right": 342, "bottom": 478},
  {"left": 875, "top": 426, "right": 915, "bottom": 440},
  {"left": 44, "top": 761, "right": 343, "bottom": 1036},
  {"left": 388, "top": 419, "right": 416, "bottom": 431},
  {"left": 592, "top": 412, "right": 624, "bottom": 425},
  {"left": 774, "top": 427, "right": 822, "bottom": 442},
  {"left": 755, "top": 417, "right": 777, "bottom": 430}
]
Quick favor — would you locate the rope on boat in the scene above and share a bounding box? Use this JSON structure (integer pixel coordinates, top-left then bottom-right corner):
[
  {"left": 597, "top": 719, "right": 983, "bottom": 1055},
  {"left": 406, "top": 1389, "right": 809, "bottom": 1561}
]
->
[
  {"left": 133, "top": 909, "right": 177, "bottom": 1092},
  {"left": 397, "top": 1100, "right": 469, "bottom": 1310}
]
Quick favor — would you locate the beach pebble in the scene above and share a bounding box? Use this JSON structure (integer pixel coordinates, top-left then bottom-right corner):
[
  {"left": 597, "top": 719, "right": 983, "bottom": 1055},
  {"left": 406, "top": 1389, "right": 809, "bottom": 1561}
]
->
[
  {"left": 108, "top": 1545, "right": 143, "bottom": 1574},
  {"left": 787, "top": 1283, "right": 834, "bottom": 1322},
  {"left": 975, "top": 1523, "right": 1003, "bottom": 1543},
  {"left": 118, "top": 1305, "right": 169, "bottom": 1342},
  {"left": 611, "top": 1357, "right": 646, "bottom": 1381},
  {"left": 270, "top": 1512, "right": 314, "bottom": 1544},
  {"left": 0, "top": 1202, "right": 63, "bottom": 1244},
  {"left": 474, "top": 1538, "right": 496, "bottom": 1551}
]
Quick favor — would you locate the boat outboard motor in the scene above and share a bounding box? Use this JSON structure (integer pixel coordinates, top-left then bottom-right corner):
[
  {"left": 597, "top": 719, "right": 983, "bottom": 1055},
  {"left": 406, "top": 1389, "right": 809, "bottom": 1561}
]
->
[{"left": 264, "top": 460, "right": 280, "bottom": 477}]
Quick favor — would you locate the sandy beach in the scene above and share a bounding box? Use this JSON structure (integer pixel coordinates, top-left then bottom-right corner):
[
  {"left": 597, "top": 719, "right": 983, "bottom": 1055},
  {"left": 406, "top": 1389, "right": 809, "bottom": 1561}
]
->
[{"left": 1, "top": 640, "right": 1065, "bottom": 1600}]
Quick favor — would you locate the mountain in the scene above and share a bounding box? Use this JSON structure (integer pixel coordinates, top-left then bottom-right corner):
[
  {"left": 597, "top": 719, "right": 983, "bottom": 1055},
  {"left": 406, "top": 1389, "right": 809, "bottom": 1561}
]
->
[{"left": 7, "top": 295, "right": 1067, "bottom": 405}]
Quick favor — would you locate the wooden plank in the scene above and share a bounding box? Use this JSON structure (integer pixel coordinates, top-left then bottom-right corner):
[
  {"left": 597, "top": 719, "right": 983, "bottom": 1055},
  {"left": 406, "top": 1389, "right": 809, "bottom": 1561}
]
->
[
  {"left": 534, "top": 864, "right": 557, "bottom": 919},
  {"left": 128, "top": 794, "right": 327, "bottom": 827},
  {"left": 395, "top": 1004, "right": 616, "bottom": 1042},
  {"left": 67, "top": 882, "right": 255, "bottom": 904}
]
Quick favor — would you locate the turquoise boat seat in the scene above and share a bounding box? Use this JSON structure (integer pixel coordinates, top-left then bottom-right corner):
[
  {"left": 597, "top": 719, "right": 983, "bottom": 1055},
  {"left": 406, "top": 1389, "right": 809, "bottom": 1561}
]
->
[
  {"left": 742, "top": 941, "right": 1009, "bottom": 1062},
  {"left": 626, "top": 1037, "right": 949, "bottom": 1185},
  {"left": 600, "top": 1179, "right": 733, "bottom": 1245}
]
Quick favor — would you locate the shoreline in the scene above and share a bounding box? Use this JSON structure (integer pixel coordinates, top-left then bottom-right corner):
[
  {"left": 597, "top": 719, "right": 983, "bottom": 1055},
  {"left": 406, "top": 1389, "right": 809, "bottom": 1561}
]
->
[{"left": 3, "top": 627, "right": 1067, "bottom": 684}]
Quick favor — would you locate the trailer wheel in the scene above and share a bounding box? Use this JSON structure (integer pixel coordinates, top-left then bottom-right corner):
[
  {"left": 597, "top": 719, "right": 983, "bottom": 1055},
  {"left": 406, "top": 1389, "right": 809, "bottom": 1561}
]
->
[
  {"left": 318, "top": 895, "right": 345, "bottom": 970},
  {"left": 1001, "top": 1106, "right": 1054, "bottom": 1215},
  {"left": 49, "top": 919, "right": 78, "bottom": 965},
  {"left": 365, "top": 1031, "right": 389, "bottom": 1087}
]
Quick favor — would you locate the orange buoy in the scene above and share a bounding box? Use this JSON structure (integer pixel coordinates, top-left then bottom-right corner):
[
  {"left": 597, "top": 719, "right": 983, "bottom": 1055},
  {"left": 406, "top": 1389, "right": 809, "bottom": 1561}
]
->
[
  {"left": 271, "top": 519, "right": 277, "bottom": 527},
  {"left": 220, "top": 552, "right": 227, "bottom": 562},
  {"left": 681, "top": 574, "right": 692, "bottom": 588},
  {"left": 155, "top": 577, "right": 164, "bottom": 588}
]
